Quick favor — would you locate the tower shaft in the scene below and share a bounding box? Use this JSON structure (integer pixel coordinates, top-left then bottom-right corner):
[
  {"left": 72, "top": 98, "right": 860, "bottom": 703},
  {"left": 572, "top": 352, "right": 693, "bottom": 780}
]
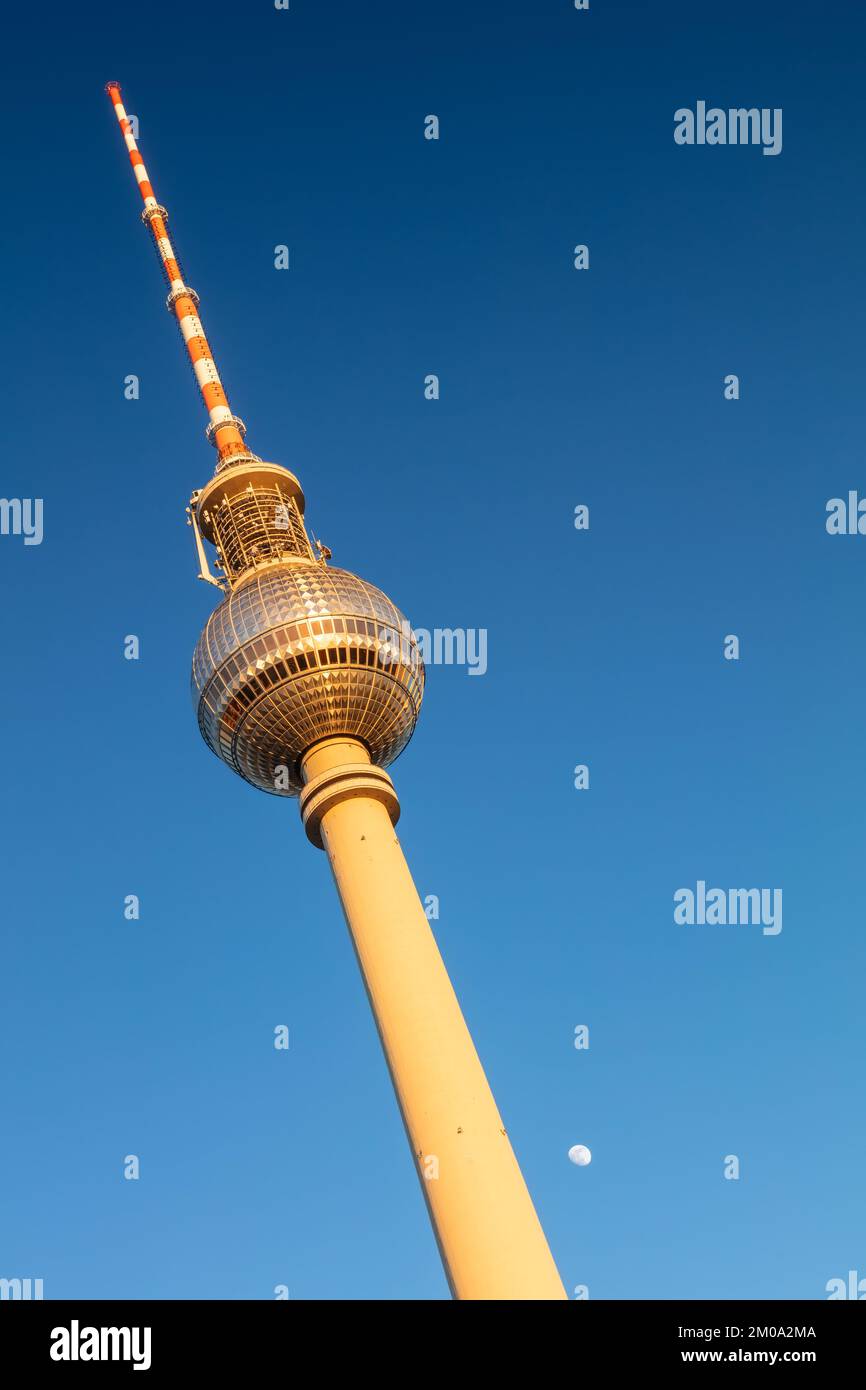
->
[{"left": 300, "top": 738, "right": 567, "bottom": 1300}]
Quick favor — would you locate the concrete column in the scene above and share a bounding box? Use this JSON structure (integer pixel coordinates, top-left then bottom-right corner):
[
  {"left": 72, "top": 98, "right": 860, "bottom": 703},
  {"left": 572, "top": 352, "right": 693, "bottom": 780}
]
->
[{"left": 300, "top": 736, "right": 566, "bottom": 1301}]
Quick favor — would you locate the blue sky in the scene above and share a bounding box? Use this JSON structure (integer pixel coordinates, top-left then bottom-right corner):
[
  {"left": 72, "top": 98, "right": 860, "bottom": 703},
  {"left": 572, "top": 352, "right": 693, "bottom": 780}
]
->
[{"left": 1, "top": 0, "right": 864, "bottom": 1299}]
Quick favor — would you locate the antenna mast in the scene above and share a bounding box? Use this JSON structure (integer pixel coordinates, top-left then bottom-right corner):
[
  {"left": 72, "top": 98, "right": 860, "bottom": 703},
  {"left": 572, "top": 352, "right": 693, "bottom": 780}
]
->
[{"left": 106, "top": 82, "right": 248, "bottom": 470}]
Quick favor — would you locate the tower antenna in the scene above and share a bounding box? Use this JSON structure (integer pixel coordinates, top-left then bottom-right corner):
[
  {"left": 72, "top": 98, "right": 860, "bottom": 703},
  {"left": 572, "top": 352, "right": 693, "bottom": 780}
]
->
[{"left": 106, "top": 82, "right": 248, "bottom": 470}]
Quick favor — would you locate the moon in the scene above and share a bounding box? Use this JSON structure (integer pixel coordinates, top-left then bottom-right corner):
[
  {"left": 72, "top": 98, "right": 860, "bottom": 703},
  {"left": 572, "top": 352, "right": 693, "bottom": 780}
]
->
[{"left": 568, "top": 1144, "right": 592, "bottom": 1167}]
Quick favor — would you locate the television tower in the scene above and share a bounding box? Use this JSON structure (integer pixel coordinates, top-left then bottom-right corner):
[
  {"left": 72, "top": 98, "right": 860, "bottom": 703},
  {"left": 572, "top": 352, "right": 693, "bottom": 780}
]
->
[{"left": 106, "top": 82, "right": 566, "bottom": 1301}]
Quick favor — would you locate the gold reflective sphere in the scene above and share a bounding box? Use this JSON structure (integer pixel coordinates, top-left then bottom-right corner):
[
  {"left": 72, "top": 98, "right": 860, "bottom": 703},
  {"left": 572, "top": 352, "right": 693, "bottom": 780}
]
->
[{"left": 192, "top": 562, "right": 424, "bottom": 795}]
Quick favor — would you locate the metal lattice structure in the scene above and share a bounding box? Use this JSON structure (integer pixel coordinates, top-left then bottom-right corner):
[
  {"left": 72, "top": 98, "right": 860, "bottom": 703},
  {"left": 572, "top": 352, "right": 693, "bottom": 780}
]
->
[{"left": 194, "top": 462, "right": 315, "bottom": 584}]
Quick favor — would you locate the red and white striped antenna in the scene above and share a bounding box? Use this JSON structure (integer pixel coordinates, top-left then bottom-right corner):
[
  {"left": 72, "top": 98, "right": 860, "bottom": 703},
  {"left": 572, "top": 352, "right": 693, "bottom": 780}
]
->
[{"left": 106, "top": 82, "right": 249, "bottom": 470}]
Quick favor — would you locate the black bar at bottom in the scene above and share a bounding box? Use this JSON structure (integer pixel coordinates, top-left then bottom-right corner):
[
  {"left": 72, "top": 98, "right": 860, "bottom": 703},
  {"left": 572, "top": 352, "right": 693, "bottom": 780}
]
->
[{"left": 0, "top": 1298, "right": 861, "bottom": 1375}]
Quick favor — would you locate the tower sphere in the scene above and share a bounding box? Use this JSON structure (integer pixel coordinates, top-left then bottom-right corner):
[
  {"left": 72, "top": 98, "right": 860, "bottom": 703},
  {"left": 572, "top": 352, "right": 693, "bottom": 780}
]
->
[{"left": 192, "top": 561, "right": 425, "bottom": 796}]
